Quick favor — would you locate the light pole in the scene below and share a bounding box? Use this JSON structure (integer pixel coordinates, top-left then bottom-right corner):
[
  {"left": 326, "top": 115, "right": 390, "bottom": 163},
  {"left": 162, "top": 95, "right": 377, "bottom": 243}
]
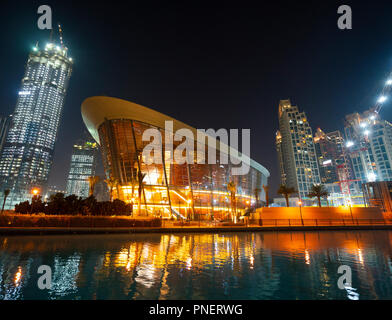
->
[
  {"left": 347, "top": 199, "right": 354, "bottom": 224},
  {"left": 298, "top": 200, "right": 304, "bottom": 226},
  {"left": 30, "top": 188, "right": 40, "bottom": 214}
]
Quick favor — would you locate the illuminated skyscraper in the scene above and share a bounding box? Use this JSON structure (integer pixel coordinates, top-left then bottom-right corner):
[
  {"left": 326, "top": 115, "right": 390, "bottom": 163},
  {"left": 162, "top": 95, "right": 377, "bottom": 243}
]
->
[
  {"left": 276, "top": 99, "right": 321, "bottom": 201},
  {"left": 0, "top": 41, "right": 73, "bottom": 208},
  {"left": 0, "top": 115, "right": 12, "bottom": 153},
  {"left": 344, "top": 109, "right": 392, "bottom": 183},
  {"left": 66, "top": 136, "right": 98, "bottom": 198}
]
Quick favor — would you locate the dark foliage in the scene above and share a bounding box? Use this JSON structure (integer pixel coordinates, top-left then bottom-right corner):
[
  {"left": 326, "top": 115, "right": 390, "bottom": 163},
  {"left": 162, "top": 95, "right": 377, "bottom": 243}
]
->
[{"left": 14, "top": 193, "right": 132, "bottom": 216}]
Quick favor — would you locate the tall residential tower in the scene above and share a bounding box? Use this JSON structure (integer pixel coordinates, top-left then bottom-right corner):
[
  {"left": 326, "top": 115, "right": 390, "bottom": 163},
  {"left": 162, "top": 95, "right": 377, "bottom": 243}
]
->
[
  {"left": 0, "top": 42, "right": 73, "bottom": 208},
  {"left": 276, "top": 99, "right": 321, "bottom": 201},
  {"left": 65, "top": 135, "right": 98, "bottom": 198}
]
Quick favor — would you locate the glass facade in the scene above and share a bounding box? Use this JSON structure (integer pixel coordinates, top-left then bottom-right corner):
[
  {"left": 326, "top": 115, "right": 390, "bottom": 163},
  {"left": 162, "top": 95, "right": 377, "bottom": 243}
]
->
[
  {"left": 276, "top": 99, "right": 321, "bottom": 200},
  {"left": 0, "top": 43, "right": 73, "bottom": 208},
  {"left": 97, "top": 118, "right": 268, "bottom": 220},
  {"left": 65, "top": 138, "right": 98, "bottom": 198}
]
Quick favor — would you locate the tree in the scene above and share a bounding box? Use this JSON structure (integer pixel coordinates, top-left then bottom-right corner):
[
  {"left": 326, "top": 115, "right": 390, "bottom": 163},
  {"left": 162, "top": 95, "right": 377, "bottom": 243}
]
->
[
  {"left": 64, "top": 194, "right": 83, "bottom": 215},
  {"left": 15, "top": 201, "right": 31, "bottom": 214},
  {"left": 46, "top": 193, "right": 66, "bottom": 215},
  {"left": 105, "top": 176, "right": 119, "bottom": 201},
  {"left": 307, "top": 184, "right": 329, "bottom": 207},
  {"left": 227, "top": 181, "right": 237, "bottom": 221},
  {"left": 83, "top": 195, "right": 97, "bottom": 216},
  {"left": 262, "top": 185, "right": 269, "bottom": 207},
  {"left": 87, "top": 176, "right": 100, "bottom": 197},
  {"left": 31, "top": 195, "right": 44, "bottom": 214},
  {"left": 1, "top": 189, "right": 10, "bottom": 214},
  {"left": 277, "top": 185, "right": 297, "bottom": 207}
]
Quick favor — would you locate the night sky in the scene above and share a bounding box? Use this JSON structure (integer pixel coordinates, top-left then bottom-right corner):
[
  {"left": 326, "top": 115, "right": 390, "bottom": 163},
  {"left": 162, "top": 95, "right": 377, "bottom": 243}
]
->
[{"left": 1, "top": 0, "right": 392, "bottom": 197}]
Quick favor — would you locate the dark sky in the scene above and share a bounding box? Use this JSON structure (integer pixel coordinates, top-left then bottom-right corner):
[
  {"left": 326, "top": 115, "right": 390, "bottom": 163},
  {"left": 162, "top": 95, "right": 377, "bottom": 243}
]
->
[{"left": 1, "top": 0, "right": 392, "bottom": 197}]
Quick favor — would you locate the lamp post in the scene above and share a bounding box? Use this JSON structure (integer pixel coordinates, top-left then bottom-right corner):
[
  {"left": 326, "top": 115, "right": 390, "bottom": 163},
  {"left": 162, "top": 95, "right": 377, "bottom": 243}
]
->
[
  {"left": 30, "top": 188, "right": 40, "bottom": 214},
  {"left": 347, "top": 199, "right": 354, "bottom": 224},
  {"left": 298, "top": 200, "right": 304, "bottom": 226}
]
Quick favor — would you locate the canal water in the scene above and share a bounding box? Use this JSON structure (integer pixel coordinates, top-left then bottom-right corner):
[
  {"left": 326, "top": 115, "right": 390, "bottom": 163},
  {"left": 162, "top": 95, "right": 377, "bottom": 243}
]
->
[{"left": 1, "top": 230, "right": 392, "bottom": 300}]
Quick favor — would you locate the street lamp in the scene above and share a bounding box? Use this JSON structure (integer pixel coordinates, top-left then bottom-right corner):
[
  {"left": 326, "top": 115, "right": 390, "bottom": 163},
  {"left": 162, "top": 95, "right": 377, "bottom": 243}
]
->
[
  {"left": 298, "top": 200, "right": 304, "bottom": 226},
  {"left": 347, "top": 199, "right": 354, "bottom": 224},
  {"left": 31, "top": 188, "right": 40, "bottom": 214}
]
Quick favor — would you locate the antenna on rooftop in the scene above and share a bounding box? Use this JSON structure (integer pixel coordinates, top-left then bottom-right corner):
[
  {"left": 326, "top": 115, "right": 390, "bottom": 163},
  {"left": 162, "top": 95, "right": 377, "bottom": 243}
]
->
[{"left": 58, "top": 23, "right": 64, "bottom": 48}]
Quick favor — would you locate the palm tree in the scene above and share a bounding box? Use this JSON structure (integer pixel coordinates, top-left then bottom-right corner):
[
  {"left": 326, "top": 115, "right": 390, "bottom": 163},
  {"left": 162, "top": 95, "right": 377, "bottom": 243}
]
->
[
  {"left": 87, "top": 176, "right": 100, "bottom": 197},
  {"left": 137, "top": 170, "right": 146, "bottom": 215},
  {"left": 262, "top": 185, "right": 269, "bottom": 207},
  {"left": 105, "top": 176, "right": 119, "bottom": 201},
  {"left": 1, "top": 189, "right": 10, "bottom": 214},
  {"left": 227, "top": 181, "right": 237, "bottom": 221},
  {"left": 307, "top": 184, "right": 329, "bottom": 207},
  {"left": 277, "top": 185, "right": 297, "bottom": 207}
]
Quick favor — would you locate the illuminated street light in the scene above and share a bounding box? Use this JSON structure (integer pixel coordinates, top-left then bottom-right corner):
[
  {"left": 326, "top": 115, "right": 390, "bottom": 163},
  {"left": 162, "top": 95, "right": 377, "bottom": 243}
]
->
[
  {"left": 378, "top": 96, "right": 387, "bottom": 103},
  {"left": 359, "top": 122, "right": 367, "bottom": 128},
  {"left": 298, "top": 200, "right": 304, "bottom": 226},
  {"left": 364, "top": 130, "right": 370, "bottom": 136},
  {"left": 367, "top": 172, "right": 377, "bottom": 182},
  {"left": 31, "top": 188, "right": 40, "bottom": 196},
  {"left": 346, "top": 141, "right": 354, "bottom": 148},
  {"left": 386, "top": 79, "right": 392, "bottom": 85}
]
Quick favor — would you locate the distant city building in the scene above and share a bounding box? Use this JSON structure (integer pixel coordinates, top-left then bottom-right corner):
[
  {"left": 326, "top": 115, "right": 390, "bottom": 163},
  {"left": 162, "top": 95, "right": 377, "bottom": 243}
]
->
[
  {"left": 314, "top": 128, "right": 342, "bottom": 184},
  {"left": 65, "top": 137, "right": 98, "bottom": 198},
  {"left": 0, "top": 115, "right": 12, "bottom": 153},
  {"left": 272, "top": 196, "right": 300, "bottom": 207},
  {"left": 345, "top": 108, "right": 392, "bottom": 183},
  {"left": 313, "top": 128, "right": 363, "bottom": 205},
  {"left": 276, "top": 99, "right": 321, "bottom": 202},
  {"left": 44, "top": 185, "right": 65, "bottom": 200},
  {"left": 0, "top": 41, "right": 73, "bottom": 209},
  {"left": 93, "top": 177, "right": 110, "bottom": 202}
]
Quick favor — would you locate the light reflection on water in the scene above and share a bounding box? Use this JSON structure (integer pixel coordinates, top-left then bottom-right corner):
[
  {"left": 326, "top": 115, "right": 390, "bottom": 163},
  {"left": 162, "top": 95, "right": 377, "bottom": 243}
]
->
[{"left": 1, "top": 230, "right": 392, "bottom": 300}]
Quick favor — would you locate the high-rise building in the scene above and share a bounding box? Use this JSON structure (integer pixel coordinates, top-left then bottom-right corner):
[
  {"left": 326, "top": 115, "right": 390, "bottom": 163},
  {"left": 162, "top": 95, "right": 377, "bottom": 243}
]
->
[
  {"left": 0, "top": 115, "right": 12, "bottom": 153},
  {"left": 345, "top": 108, "right": 392, "bottom": 183},
  {"left": 313, "top": 128, "right": 363, "bottom": 206},
  {"left": 65, "top": 137, "right": 98, "bottom": 198},
  {"left": 276, "top": 99, "right": 321, "bottom": 201},
  {"left": 314, "top": 128, "right": 352, "bottom": 184},
  {"left": 0, "top": 41, "right": 73, "bottom": 209}
]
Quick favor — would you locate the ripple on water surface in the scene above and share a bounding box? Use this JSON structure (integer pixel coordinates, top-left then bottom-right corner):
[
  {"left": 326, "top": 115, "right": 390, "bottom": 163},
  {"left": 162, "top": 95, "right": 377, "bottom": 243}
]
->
[{"left": 1, "top": 231, "right": 392, "bottom": 300}]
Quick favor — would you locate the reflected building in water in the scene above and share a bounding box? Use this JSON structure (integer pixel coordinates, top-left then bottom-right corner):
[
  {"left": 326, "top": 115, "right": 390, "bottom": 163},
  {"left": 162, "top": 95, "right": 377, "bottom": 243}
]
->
[{"left": 2, "top": 231, "right": 392, "bottom": 299}]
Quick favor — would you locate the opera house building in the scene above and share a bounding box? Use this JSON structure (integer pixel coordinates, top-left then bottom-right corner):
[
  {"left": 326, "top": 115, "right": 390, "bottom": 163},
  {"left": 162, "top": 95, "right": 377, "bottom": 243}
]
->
[{"left": 82, "top": 96, "right": 270, "bottom": 220}]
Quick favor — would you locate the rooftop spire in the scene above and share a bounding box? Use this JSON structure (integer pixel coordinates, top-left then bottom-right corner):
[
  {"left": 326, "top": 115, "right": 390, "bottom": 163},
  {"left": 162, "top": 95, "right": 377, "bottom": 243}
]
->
[{"left": 58, "top": 23, "right": 64, "bottom": 47}]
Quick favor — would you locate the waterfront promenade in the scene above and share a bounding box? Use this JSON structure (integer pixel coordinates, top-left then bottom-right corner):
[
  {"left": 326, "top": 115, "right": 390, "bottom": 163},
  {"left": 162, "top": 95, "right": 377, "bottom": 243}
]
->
[{"left": 1, "top": 218, "right": 392, "bottom": 235}]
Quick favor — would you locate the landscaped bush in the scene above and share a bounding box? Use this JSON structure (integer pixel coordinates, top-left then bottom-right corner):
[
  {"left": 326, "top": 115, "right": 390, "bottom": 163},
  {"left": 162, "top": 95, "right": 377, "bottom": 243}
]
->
[
  {"left": 14, "top": 194, "right": 132, "bottom": 216},
  {"left": 0, "top": 214, "right": 162, "bottom": 228}
]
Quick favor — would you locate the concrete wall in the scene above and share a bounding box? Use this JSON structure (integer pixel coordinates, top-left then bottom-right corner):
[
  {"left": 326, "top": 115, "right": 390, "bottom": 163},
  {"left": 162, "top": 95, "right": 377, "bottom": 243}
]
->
[{"left": 254, "top": 206, "right": 384, "bottom": 220}]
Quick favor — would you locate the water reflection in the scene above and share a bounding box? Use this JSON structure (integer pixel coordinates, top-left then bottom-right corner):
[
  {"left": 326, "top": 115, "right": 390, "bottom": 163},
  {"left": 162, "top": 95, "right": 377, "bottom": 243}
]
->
[{"left": 1, "top": 231, "right": 392, "bottom": 300}]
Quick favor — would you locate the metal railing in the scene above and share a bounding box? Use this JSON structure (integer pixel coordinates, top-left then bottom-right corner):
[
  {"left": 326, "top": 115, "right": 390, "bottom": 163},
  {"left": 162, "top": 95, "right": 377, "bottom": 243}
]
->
[{"left": 161, "top": 218, "right": 392, "bottom": 228}]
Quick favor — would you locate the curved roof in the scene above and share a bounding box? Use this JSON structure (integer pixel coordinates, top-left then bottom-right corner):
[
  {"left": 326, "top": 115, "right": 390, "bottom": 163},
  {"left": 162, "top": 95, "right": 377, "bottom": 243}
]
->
[{"left": 81, "top": 96, "right": 270, "bottom": 177}]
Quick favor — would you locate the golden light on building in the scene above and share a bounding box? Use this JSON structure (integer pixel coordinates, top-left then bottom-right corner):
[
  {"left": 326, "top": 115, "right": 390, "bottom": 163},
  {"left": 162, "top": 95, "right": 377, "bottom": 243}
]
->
[{"left": 81, "top": 96, "right": 270, "bottom": 220}]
